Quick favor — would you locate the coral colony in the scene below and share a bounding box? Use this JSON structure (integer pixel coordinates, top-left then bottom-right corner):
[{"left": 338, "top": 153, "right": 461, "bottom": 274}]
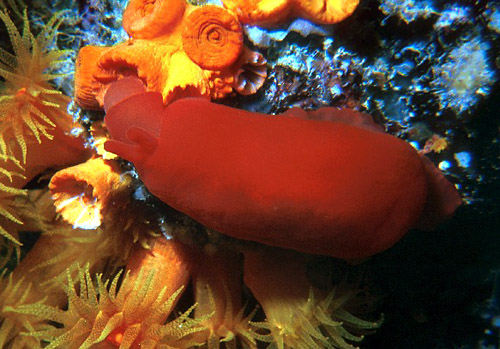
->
[{"left": 0, "top": 0, "right": 498, "bottom": 348}]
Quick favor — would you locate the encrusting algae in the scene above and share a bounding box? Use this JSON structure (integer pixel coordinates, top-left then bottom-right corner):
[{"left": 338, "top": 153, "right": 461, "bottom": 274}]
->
[{"left": 0, "top": 1, "right": 418, "bottom": 348}]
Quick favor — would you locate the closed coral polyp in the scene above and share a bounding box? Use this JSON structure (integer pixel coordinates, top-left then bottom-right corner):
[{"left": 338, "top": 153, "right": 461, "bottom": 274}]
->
[{"left": 233, "top": 47, "right": 267, "bottom": 95}]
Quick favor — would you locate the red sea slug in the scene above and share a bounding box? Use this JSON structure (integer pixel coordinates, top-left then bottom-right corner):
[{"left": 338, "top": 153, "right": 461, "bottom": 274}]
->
[{"left": 104, "top": 77, "right": 461, "bottom": 259}]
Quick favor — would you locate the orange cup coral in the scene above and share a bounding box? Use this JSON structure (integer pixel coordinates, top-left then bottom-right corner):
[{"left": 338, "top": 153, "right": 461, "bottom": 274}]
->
[
  {"left": 0, "top": 156, "right": 26, "bottom": 252},
  {"left": 182, "top": 5, "right": 243, "bottom": 70},
  {"left": 222, "top": 0, "right": 360, "bottom": 26},
  {"left": 49, "top": 157, "right": 131, "bottom": 230},
  {"left": 123, "top": 0, "right": 187, "bottom": 39},
  {"left": 14, "top": 239, "right": 199, "bottom": 348},
  {"left": 74, "top": 1, "right": 267, "bottom": 108},
  {"left": 234, "top": 46, "right": 268, "bottom": 95},
  {"left": 0, "top": 270, "right": 42, "bottom": 348},
  {"left": 0, "top": 7, "right": 89, "bottom": 258}
]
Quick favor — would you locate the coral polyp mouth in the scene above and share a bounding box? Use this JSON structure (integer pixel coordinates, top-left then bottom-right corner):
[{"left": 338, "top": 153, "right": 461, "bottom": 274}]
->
[
  {"left": 51, "top": 179, "right": 102, "bottom": 230},
  {"left": 49, "top": 157, "right": 130, "bottom": 231}
]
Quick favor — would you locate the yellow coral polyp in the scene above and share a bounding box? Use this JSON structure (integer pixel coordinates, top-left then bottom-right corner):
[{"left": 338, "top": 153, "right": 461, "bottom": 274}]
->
[
  {"left": 0, "top": 9, "right": 71, "bottom": 162},
  {"left": 0, "top": 270, "right": 42, "bottom": 348},
  {"left": 187, "top": 248, "right": 258, "bottom": 348},
  {"left": 0, "top": 175, "right": 25, "bottom": 244},
  {"left": 15, "top": 264, "right": 203, "bottom": 348},
  {"left": 244, "top": 248, "right": 381, "bottom": 349},
  {"left": 0, "top": 155, "right": 26, "bottom": 259},
  {"left": 251, "top": 287, "right": 382, "bottom": 349}
]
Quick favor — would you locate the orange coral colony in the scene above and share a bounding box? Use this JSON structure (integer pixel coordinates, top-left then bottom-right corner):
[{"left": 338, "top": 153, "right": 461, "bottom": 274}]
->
[
  {"left": 103, "top": 237, "right": 194, "bottom": 347},
  {"left": 0, "top": 0, "right": 465, "bottom": 347},
  {"left": 122, "top": 0, "right": 187, "bottom": 39},
  {"left": 74, "top": 1, "right": 267, "bottom": 109},
  {"left": 222, "top": 0, "right": 360, "bottom": 26}
]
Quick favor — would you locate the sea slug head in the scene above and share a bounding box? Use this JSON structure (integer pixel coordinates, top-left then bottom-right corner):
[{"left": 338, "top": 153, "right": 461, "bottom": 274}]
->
[{"left": 103, "top": 77, "right": 161, "bottom": 166}]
